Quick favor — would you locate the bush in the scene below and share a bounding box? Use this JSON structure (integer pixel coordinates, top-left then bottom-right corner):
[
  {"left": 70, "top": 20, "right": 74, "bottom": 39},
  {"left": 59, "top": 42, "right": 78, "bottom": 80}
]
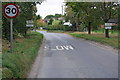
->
[{"left": 46, "top": 25, "right": 71, "bottom": 31}]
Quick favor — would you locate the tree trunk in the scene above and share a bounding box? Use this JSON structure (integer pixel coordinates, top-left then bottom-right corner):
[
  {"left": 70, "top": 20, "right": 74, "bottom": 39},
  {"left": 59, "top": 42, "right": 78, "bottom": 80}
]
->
[
  {"left": 105, "top": 29, "right": 109, "bottom": 38},
  {"left": 105, "top": 21, "right": 109, "bottom": 38},
  {"left": 76, "top": 23, "right": 80, "bottom": 32},
  {"left": 88, "top": 22, "right": 91, "bottom": 34},
  {"left": 24, "top": 27, "right": 27, "bottom": 37}
]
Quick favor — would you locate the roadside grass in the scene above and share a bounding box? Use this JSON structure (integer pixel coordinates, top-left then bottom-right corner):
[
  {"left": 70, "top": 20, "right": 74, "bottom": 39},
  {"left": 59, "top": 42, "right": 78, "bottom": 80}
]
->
[
  {"left": 93, "top": 29, "right": 118, "bottom": 35},
  {"left": 2, "top": 32, "right": 44, "bottom": 78},
  {"left": 69, "top": 32, "right": 118, "bottom": 49},
  {"left": 45, "top": 29, "right": 118, "bottom": 49},
  {"left": 47, "top": 30, "right": 74, "bottom": 33}
]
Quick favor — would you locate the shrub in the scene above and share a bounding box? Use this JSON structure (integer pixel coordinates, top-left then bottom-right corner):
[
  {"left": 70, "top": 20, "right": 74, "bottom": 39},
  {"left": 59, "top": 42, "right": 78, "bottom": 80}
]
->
[{"left": 46, "top": 25, "right": 71, "bottom": 31}]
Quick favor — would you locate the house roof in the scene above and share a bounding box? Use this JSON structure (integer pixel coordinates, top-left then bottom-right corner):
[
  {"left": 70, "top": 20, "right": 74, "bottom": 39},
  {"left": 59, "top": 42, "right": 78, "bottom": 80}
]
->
[{"left": 108, "top": 19, "right": 118, "bottom": 23}]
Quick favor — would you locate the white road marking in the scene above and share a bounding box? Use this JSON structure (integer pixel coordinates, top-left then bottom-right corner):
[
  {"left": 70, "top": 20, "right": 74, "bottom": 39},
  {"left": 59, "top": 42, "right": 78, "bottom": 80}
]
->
[
  {"left": 51, "top": 45, "right": 74, "bottom": 51},
  {"left": 56, "top": 46, "right": 64, "bottom": 50},
  {"left": 63, "top": 45, "right": 74, "bottom": 50},
  {"left": 44, "top": 46, "right": 47, "bottom": 49}
]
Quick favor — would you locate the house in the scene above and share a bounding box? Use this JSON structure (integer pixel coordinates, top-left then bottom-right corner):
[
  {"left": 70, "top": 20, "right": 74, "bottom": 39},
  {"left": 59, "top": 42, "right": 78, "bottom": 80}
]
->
[
  {"left": 101, "top": 19, "right": 118, "bottom": 28},
  {"left": 107, "top": 19, "right": 118, "bottom": 26}
]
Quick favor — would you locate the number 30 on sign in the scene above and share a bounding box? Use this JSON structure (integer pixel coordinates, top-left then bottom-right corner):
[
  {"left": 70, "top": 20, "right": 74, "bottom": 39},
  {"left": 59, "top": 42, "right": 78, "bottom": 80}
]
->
[{"left": 4, "top": 3, "right": 19, "bottom": 18}]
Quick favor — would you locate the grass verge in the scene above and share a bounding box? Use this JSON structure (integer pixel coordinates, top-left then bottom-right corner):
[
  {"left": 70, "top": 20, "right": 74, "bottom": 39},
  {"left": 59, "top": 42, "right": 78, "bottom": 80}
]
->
[
  {"left": 47, "top": 30, "right": 74, "bottom": 33},
  {"left": 2, "top": 32, "right": 44, "bottom": 78},
  {"left": 69, "top": 32, "right": 118, "bottom": 49}
]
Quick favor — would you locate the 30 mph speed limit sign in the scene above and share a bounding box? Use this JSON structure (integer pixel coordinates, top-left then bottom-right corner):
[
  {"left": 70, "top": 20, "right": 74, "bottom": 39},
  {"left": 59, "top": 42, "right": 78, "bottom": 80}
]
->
[
  {"left": 4, "top": 3, "right": 19, "bottom": 18},
  {"left": 4, "top": 3, "right": 19, "bottom": 53}
]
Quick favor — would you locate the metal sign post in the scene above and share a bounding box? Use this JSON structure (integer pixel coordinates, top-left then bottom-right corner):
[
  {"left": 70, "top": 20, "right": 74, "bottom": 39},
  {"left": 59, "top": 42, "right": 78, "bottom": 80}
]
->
[
  {"left": 10, "top": 19, "right": 13, "bottom": 52},
  {"left": 105, "top": 23, "right": 112, "bottom": 38}
]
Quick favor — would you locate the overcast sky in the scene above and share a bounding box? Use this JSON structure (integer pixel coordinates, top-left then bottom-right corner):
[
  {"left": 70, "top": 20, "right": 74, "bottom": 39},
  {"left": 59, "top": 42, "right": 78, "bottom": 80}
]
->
[{"left": 36, "top": 0, "right": 64, "bottom": 19}]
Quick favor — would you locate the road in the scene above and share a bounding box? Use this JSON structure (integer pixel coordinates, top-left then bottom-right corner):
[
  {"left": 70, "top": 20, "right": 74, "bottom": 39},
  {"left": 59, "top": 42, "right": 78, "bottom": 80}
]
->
[{"left": 35, "top": 31, "right": 118, "bottom": 78}]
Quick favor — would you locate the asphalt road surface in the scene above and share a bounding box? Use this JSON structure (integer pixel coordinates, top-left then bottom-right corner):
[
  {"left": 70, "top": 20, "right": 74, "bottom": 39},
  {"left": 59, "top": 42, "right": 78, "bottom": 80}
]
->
[{"left": 36, "top": 31, "right": 118, "bottom": 78}]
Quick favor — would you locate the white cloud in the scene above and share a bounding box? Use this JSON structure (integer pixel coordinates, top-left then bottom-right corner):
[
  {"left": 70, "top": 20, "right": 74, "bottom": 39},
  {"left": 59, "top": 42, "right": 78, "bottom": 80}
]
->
[{"left": 36, "top": 0, "right": 64, "bottom": 19}]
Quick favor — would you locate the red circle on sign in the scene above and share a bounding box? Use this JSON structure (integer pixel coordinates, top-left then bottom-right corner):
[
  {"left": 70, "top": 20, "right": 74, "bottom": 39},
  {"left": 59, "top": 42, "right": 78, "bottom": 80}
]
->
[{"left": 4, "top": 3, "right": 19, "bottom": 18}]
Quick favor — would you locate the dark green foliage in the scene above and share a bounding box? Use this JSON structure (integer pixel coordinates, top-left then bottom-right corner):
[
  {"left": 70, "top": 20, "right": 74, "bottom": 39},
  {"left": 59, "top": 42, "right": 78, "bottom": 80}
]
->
[
  {"left": 44, "top": 14, "right": 62, "bottom": 20},
  {"left": 54, "top": 14, "right": 62, "bottom": 19},
  {"left": 44, "top": 15, "right": 54, "bottom": 20},
  {"left": 46, "top": 25, "right": 71, "bottom": 31},
  {"left": 65, "top": 2, "right": 118, "bottom": 32},
  {"left": 44, "top": 14, "right": 62, "bottom": 25},
  {"left": 36, "top": 15, "right": 41, "bottom": 20},
  {"left": 48, "top": 19, "right": 53, "bottom": 25},
  {"left": 2, "top": 2, "right": 37, "bottom": 40}
]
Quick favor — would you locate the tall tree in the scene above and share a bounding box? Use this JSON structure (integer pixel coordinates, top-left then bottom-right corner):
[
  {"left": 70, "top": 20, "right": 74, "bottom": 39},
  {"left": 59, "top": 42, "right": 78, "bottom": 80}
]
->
[
  {"left": 96, "top": 2, "right": 118, "bottom": 38},
  {"left": 65, "top": 2, "right": 95, "bottom": 32},
  {"left": 65, "top": 2, "right": 118, "bottom": 35}
]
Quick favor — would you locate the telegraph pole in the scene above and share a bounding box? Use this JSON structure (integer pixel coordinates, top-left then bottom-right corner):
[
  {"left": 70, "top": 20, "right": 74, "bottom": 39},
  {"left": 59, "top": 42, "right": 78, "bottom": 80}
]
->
[{"left": 62, "top": 5, "right": 63, "bottom": 15}]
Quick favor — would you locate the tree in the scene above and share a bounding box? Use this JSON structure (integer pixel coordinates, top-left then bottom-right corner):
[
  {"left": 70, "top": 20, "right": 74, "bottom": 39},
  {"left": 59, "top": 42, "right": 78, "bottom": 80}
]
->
[
  {"left": 44, "top": 15, "right": 54, "bottom": 20},
  {"left": 2, "top": 2, "right": 45, "bottom": 40},
  {"left": 65, "top": 2, "right": 118, "bottom": 36},
  {"left": 95, "top": 2, "right": 118, "bottom": 38},
  {"left": 36, "top": 18, "right": 46, "bottom": 28},
  {"left": 65, "top": 2, "right": 94, "bottom": 32},
  {"left": 44, "top": 14, "right": 62, "bottom": 25},
  {"left": 54, "top": 14, "right": 62, "bottom": 19},
  {"left": 36, "top": 15, "right": 42, "bottom": 20},
  {"left": 52, "top": 19, "right": 61, "bottom": 25},
  {"left": 64, "top": 5, "right": 76, "bottom": 31}
]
